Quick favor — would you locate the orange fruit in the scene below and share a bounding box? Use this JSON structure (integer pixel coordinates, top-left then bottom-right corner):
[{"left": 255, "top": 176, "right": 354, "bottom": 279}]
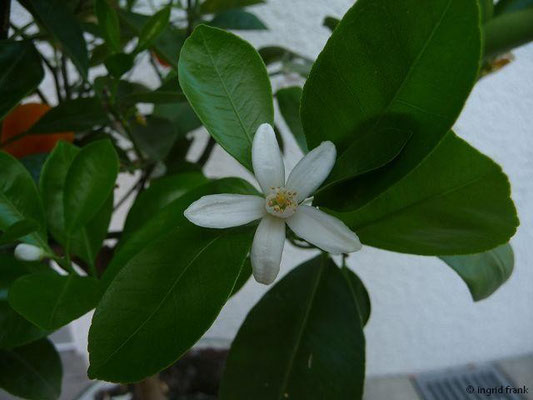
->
[{"left": 1, "top": 103, "right": 74, "bottom": 158}]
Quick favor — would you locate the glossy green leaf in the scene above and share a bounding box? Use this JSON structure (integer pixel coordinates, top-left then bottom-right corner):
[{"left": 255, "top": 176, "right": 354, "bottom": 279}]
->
[
  {"left": 136, "top": 6, "right": 171, "bottom": 52},
  {"left": 210, "top": 9, "right": 267, "bottom": 30},
  {"left": 88, "top": 224, "right": 253, "bottom": 382},
  {"left": 94, "top": 0, "right": 121, "bottom": 52},
  {"left": 276, "top": 87, "right": 308, "bottom": 153},
  {"left": 200, "top": 0, "right": 264, "bottom": 14},
  {"left": 103, "top": 177, "right": 258, "bottom": 287},
  {"left": 0, "top": 338, "right": 62, "bottom": 400},
  {"left": 179, "top": 25, "right": 273, "bottom": 170},
  {"left": 0, "top": 41, "right": 44, "bottom": 120},
  {"left": 302, "top": 0, "right": 482, "bottom": 210},
  {"left": 119, "top": 10, "right": 185, "bottom": 68},
  {"left": 40, "top": 141, "right": 113, "bottom": 267},
  {"left": 20, "top": 0, "right": 89, "bottom": 77},
  {"left": 342, "top": 266, "right": 371, "bottom": 326},
  {"left": 0, "top": 152, "right": 47, "bottom": 249},
  {"left": 64, "top": 139, "right": 118, "bottom": 233},
  {"left": 128, "top": 115, "right": 178, "bottom": 161},
  {"left": 122, "top": 172, "right": 208, "bottom": 238},
  {"left": 9, "top": 272, "right": 101, "bottom": 331},
  {"left": 495, "top": 0, "right": 533, "bottom": 15},
  {"left": 326, "top": 132, "right": 519, "bottom": 255},
  {"left": 220, "top": 256, "right": 365, "bottom": 400},
  {"left": 28, "top": 97, "right": 109, "bottom": 134},
  {"left": 440, "top": 243, "right": 514, "bottom": 301}
]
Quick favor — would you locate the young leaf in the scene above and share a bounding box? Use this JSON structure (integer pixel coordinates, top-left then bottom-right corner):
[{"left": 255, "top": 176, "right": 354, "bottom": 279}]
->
[
  {"left": 179, "top": 25, "right": 273, "bottom": 170},
  {"left": 210, "top": 9, "right": 267, "bottom": 30},
  {"left": 301, "top": 0, "right": 482, "bottom": 209},
  {"left": 63, "top": 139, "right": 118, "bottom": 234},
  {"left": 0, "top": 41, "right": 44, "bottom": 120},
  {"left": 0, "top": 152, "right": 47, "bottom": 249},
  {"left": 0, "top": 338, "right": 62, "bottom": 400},
  {"left": 9, "top": 272, "right": 101, "bottom": 331},
  {"left": 40, "top": 141, "right": 113, "bottom": 268},
  {"left": 200, "top": 0, "right": 265, "bottom": 14},
  {"left": 276, "top": 87, "right": 308, "bottom": 153},
  {"left": 135, "top": 6, "right": 171, "bottom": 52},
  {"left": 440, "top": 243, "right": 514, "bottom": 301},
  {"left": 324, "top": 132, "right": 519, "bottom": 255},
  {"left": 219, "top": 256, "right": 366, "bottom": 400},
  {"left": 94, "top": 0, "right": 121, "bottom": 53},
  {"left": 20, "top": 0, "right": 89, "bottom": 77},
  {"left": 88, "top": 225, "right": 253, "bottom": 382}
]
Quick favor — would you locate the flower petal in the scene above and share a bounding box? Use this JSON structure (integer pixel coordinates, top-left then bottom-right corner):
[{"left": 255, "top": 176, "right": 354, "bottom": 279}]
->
[
  {"left": 252, "top": 123, "right": 285, "bottom": 194},
  {"left": 286, "top": 205, "right": 361, "bottom": 254},
  {"left": 184, "top": 194, "right": 265, "bottom": 228},
  {"left": 251, "top": 215, "right": 286, "bottom": 285},
  {"left": 285, "top": 141, "right": 336, "bottom": 202}
]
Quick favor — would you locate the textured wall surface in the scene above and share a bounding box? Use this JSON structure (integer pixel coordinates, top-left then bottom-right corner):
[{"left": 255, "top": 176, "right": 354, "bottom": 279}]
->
[{"left": 12, "top": 0, "right": 533, "bottom": 377}]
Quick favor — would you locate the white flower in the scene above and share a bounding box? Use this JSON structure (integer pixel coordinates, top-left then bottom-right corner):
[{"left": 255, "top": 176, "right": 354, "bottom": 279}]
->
[
  {"left": 184, "top": 123, "right": 362, "bottom": 284},
  {"left": 14, "top": 243, "right": 46, "bottom": 262}
]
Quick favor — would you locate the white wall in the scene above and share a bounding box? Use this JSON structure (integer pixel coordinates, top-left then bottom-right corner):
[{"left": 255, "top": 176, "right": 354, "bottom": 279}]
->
[{"left": 12, "top": 0, "right": 533, "bottom": 378}]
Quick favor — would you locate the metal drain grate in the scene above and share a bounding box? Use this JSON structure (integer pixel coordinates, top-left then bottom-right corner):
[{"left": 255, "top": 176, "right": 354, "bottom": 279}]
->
[{"left": 414, "top": 364, "right": 526, "bottom": 400}]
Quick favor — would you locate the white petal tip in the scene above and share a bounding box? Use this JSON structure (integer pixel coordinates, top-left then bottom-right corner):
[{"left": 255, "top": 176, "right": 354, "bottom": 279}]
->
[
  {"left": 14, "top": 244, "right": 45, "bottom": 262},
  {"left": 253, "top": 271, "right": 278, "bottom": 285}
]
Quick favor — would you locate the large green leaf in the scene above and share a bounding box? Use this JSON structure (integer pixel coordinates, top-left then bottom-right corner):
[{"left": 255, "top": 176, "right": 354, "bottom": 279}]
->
[
  {"left": 209, "top": 9, "right": 267, "bottom": 30},
  {"left": 88, "top": 224, "right": 253, "bottom": 382},
  {"left": 102, "top": 177, "right": 258, "bottom": 287},
  {"left": 0, "top": 338, "right": 62, "bottom": 400},
  {"left": 178, "top": 25, "right": 273, "bottom": 170},
  {"left": 327, "top": 132, "right": 518, "bottom": 255},
  {"left": 21, "top": 0, "right": 89, "bottom": 77},
  {"left": 276, "top": 87, "right": 308, "bottom": 153},
  {"left": 200, "top": 0, "right": 265, "bottom": 14},
  {"left": 0, "top": 152, "right": 47, "bottom": 249},
  {"left": 122, "top": 172, "right": 208, "bottom": 238},
  {"left": 9, "top": 272, "right": 101, "bottom": 331},
  {"left": 302, "top": 0, "right": 482, "bottom": 209},
  {"left": 219, "top": 256, "right": 365, "bottom": 400},
  {"left": 64, "top": 139, "right": 118, "bottom": 234},
  {"left": 40, "top": 141, "right": 113, "bottom": 267},
  {"left": 27, "top": 97, "right": 109, "bottom": 134},
  {"left": 440, "top": 243, "right": 514, "bottom": 301},
  {"left": 0, "top": 41, "right": 44, "bottom": 120}
]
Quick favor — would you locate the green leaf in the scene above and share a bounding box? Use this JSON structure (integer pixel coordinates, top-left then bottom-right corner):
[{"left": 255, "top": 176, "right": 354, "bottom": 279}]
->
[
  {"left": 323, "top": 16, "right": 339, "bottom": 32},
  {"left": 210, "top": 9, "right": 267, "bottom": 30},
  {"left": 483, "top": 8, "right": 533, "bottom": 59},
  {"left": 495, "top": 0, "right": 533, "bottom": 15},
  {"left": 19, "top": 152, "right": 48, "bottom": 183},
  {"left": 479, "top": 0, "right": 494, "bottom": 22},
  {"left": 0, "top": 338, "right": 62, "bottom": 400},
  {"left": 94, "top": 0, "right": 121, "bottom": 53},
  {"left": 341, "top": 266, "right": 371, "bottom": 326},
  {"left": 0, "top": 220, "right": 38, "bottom": 245},
  {"left": 9, "top": 272, "right": 101, "bottom": 331},
  {"left": 128, "top": 115, "right": 179, "bottom": 161},
  {"left": 276, "top": 87, "right": 308, "bottom": 153},
  {"left": 179, "top": 25, "right": 273, "bottom": 170},
  {"left": 104, "top": 52, "right": 135, "bottom": 77},
  {"left": 325, "top": 132, "right": 519, "bottom": 255},
  {"left": 20, "top": 0, "right": 89, "bottom": 77},
  {"left": 0, "top": 152, "right": 47, "bottom": 249},
  {"left": 219, "top": 256, "right": 365, "bottom": 400},
  {"left": 153, "top": 101, "right": 202, "bottom": 137},
  {"left": 40, "top": 141, "right": 113, "bottom": 267},
  {"left": 122, "top": 172, "right": 208, "bottom": 238},
  {"left": 440, "top": 243, "right": 514, "bottom": 301},
  {"left": 302, "top": 0, "right": 482, "bottom": 210},
  {"left": 27, "top": 97, "right": 109, "bottom": 134},
  {"left": 103, "top": 177, "right": 258, "bottom": 287},
  {"left": 135, "top": 6, "right": 171, "bottom": 52},
  {"left": 64, "top": 139, "right": 118, "bottom": 234},
  {"left": 230, "top": 257, "right": 252, "bottom": 297},
  {"left": 200, "top": 0, "right": 265, "bottom": 14},
  {"left": 0, "top": 254, "right": 28, "bottom": 290},
  {"left": 119, "top": 10, "right": 185, "bottom": 69},
  {"left": 0, "top": 41, "right": 44, "bottom": 120},
  {"left": 88, "top": 224, "right": 253, "bottom": 382}
]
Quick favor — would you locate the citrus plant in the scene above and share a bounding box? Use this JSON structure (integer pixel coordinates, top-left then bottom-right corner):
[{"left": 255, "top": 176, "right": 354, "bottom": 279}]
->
[{"left": 0, "top": 0, "right": 531, "bottom": 399}]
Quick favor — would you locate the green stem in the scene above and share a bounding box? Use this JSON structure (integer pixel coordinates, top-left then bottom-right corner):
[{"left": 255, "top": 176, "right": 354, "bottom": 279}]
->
[{"left": 484, "top": 8, "right": 533, "bottom": 60}]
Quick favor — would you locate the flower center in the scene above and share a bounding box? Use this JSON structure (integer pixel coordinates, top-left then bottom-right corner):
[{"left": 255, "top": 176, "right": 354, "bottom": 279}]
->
[{"left": 265, "top": 187, "right": 298, "bottom": 218}]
